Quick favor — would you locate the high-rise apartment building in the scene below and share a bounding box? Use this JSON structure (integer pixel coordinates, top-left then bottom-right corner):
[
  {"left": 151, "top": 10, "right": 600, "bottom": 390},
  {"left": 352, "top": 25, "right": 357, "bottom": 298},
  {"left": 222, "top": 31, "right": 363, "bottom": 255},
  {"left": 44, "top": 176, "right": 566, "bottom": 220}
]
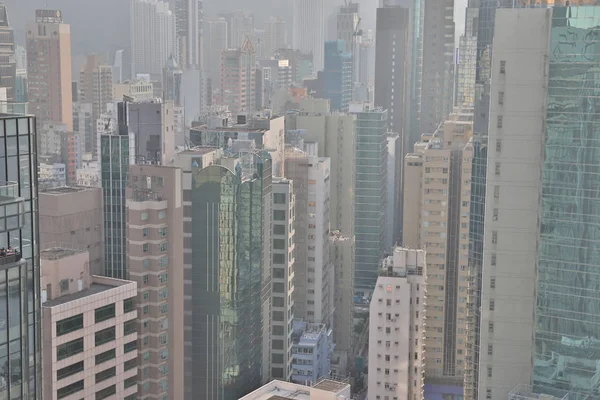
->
[
  {"left": 368, "top": 247, "right": 425, "bottom": 400},
  {"left": 285, "top": 145, "right": 334, "bottom": 326},
  {"left": 0, "top": 5, "right": 16, "bottom": 102},
  {"left": 39, "top": 186, "right": 104, "bottom": 275},
  {"left": 0, "top": 113, "right": 41, "bottom": 398},
  {"left": 126, "top": 164, "right": 184, "bottom": 399},
  {"left": 163, "top": 55, "right": 182, "bottom": 106},
  {"left": 270, "top": 178, "right": 296, "bottom": 381},
  {"left": 41, "top": 247, "right": 138, "bottom": 400},
  {"left": 336, "top": 2, "right": 359, "bottom": 55},
  {"left": 292, "top": 0, "right": 325, "bottom": 71},
  {"left": 402, "top": 111, "right": 474, "bottom": 394},
  {"left": 174, "top": 147, "right": 272, "bottom": 400},
  {"left": 127, "top": 99, "right": 176, "bottom": 164},
  {"left": 221, "top": 38, "right": 256, "bottom": 116},
  {"left": 350, "top": 103, "right": 387, "bottom": 290},
  {"left": 420, "top": 0, "right": 455, "bottom": 136},
  {"left": 264, "top": 17, "right": 286, "bottom": 59},
  {"left": 323, "top": 41, "right": 352, "bottom": 112},
  {"left": 288, "top": 98, "right": 356, "bottom": 237},
  {"left": 176, "top": 0, "right": 203, "bottom": 68},
  {"left": 329, "top": 230, "right": 355, "bottom": 355},
  {"left": 455, "top": 4, "right": 478, "bottom": 110},
  {"left": 26, "top": 10, "right": 73, "bottom": 130},
  {"left": 206, "top": 18, "right": 228, "bottom": 84},
  {"left": 220, "top": 10, "right": 254, "bottom": 50},
  {"left": 386, "top": 133, "right": 400, "bottom": 249},
  {"left": 130, "top": 0, "right": 176, "bottom": 78},
  {"left": 79, "top": 54, "right": 113, "bottom": 155},
  {"left": 73, "top": 102, "right": 94, "bottom": 160}
]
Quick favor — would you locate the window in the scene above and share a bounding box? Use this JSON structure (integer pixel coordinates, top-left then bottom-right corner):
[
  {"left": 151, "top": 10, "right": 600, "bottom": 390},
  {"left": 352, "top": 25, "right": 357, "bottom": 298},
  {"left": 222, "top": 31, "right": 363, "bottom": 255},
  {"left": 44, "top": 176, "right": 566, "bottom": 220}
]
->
[
  {"left": 486, "top": 389, "right": 492, "bottom": 400},
  {"left": 274, "top": 193, "right": 286, "bottom": 204},
  {"left": 160, "top": 257, "right": 169, "bottom": 268},
  {"left": 500, "top": 60, "right": 506, "bottom": 74},
  {"left": 95, "top": 384, "right": 116, "bottom": 400},
  {"left": 143, "top": 243, "right": 149, "bottom": 252},
  {"left": 57, "top": 379, "right": 84, "bottom": 399},
  {"left": 56, "top": 314, "right": 83, "bottom": 336},
  {"left": 124, "top": 358, "right": 137, "bottom": 371},
  {"left": 95, "top": 303, "right": 115, "bottom": 323},
  {"left": 160, "top": 242, "right": 168, "bottom": 252},
  {"left": 124, "top": 319, "right": 137, "bottom": 335},
  {"left": 160, "top": 227, "right": 168, "bottom": 237},
  {"left": 493, "top": 208, "right": 498, "bottom": 221},
  {"left": 124, "top": 375, "right": 137, "bottom": 389},
  {"left": 489, "top": 322, "right": 494, "bottom": 334},
  {"left": 385, "top": 368, "right": 390, "bottom": 375},
  {"left": 95, "top": 327, "right": 116, "bottom": 346},
  {"left": 95, "top": 349, "right": 116, "bottom": 365},
  {"left": 141, "top": 212, "right": 148, "bottom": 221},
  {"left": 124, "top": 340, "right": 137, "bottom": 353},
  {"left": 385, "top": 327, "right": 391, "bottom": 334},
  {"left": 488, "top": 344, "right": 493, "bottom": 355},
  {"left": 497, "top": 116, "right": 503, "bottom": 129},
  {"left": 143, "top": 305, "right": 149, "bottom": 314},
  {"left": 274, "top": 224, "right": 286, "bottom": 235},
  {"left": 57, "top": 361, "right": 84, "bottom": 380},
  {"left": 160, "top": 303, "right": 168, "bottom": 314},
  {"left": 57, "top": 338, "right": 84, "bottom": 361},
  {"left": 143, "top": 228, "right": 149, "bottom": 237},
  {"left": 489, "top": 299, "right": 495, "bottom": 311},
  {"left": 96, "top": 366, "right": 116, "bottom": 383},
  {"left": 498, "top": 91, "right": 504, "bottom": 105},
  {"left": 273, "top": 239, "right": 285, "bottom": 250},
  {"left": 143, "top": 259, "right": 150, "bottom": 270},
  {"left": 495, "top": 163, "right": 500, "bottom": 176},
  {"left": 491, "top": 253, "right": 497, "bottom": 266},
  {"left": 159, "top": 334, "right": 168, "bottom": 345},
  {"left": 385, "top": 354, "right": 390, "bottom": 361},
  {"left": 159, "top": 273, "right": 168, "bottom": 283},
  {"left": 490, "top": 277, "right": 496, "bottom": 289},
  {"left": 496, "top": 139, "right": 501, "bottom": 152},
  {"left": 59, "top": 279, "right": 69, "bottom": 293},
  {"left": 158, "top": 210, "right": 166, "bottom": 219},
  {"left": 273, "top": 253, "right": 285, "bottom": 264},
  {"left": 143, "top": 274, "right": 149, "bottom": 284},
  {"left": 492, "top": 231, "right": 498, "bottom": 244},
  {"left": 124, "top": 297, "right": 135, "bottom": 313},
  {"left": 494, "top": 186, "right": 499, "bottom": 199},
  {"left": 273, "top": 210, "right": 286, "bottom": 221},
  {"left": 487, "top": 366, "right": 493, "bottom": 378}
]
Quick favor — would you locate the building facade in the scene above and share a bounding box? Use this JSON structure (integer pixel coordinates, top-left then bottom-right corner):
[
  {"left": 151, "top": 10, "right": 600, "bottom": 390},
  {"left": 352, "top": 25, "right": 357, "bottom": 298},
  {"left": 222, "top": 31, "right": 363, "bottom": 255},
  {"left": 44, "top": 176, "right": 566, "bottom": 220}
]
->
[
  {"left": 323, "top": 41, "right": 352, "bottom": 112},
  {"left": 126, "top": 164, "right": 184, "bottom": 399},
  {"left": 0, "top": 5, "right": 16, "bottom": 102},
  {"left": 41, "top": 247, "right": 138, "bottom": 400},
  {"left": 292, "top": 0, "right": 325, "bottom": 71},
  {"left": 220, "top": 38, "right": 256, "bottom": 117},
  {"left": 264, "top": 17, "right": 286, "bottom": 59},
  {"left": 329, "top": 231, "right": 355, "bottom": 355},
  {"left": 206, "top": 18, "right": 228, "bottom": 85},
  {"left": 368, "top": 247, "right": 425, "bottom": 400},
  {"left": 26, "top": 9, "right": 73, "bottom": 130},
  {"left": 291, "top": 320, "right": 334, "bottom": 386}
]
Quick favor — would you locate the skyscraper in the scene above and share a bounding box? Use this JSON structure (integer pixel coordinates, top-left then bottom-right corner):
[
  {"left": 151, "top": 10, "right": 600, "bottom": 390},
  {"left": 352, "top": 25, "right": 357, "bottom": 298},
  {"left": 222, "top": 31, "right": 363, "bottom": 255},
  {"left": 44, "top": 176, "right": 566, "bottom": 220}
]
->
[
  {"left": 221, "top": 38, "right": 256, "bottom": 116},
  {"left": 292, "top": 0, "right": 325, "bottom": 71},
  {"left": 336, "top": 2, "right": 359, "bottom": 55},
  {"left": 79, "top": 54, "right": 113, "bottom": 155},
  {"left": 0, "top": 5, "right": 16, "bottom": 102},
  {"left": 323, "top": 41, "right": 352, "bottom": 112},
  {"left": 205, "top": 18, "right": 228, "bottom": 84},
  {"left": 26, "top": 10, "right": 73, "bottom": 130},
  {"left": 264, "top": 17, "right": 286, "bottom": 59},
  {"left": 420, "top": 0, "right": 455, "bottom": 135},
  {"left": 163, "top": 54, "right": 182, "bottom": 106},
  {"left": 176, "top": 0, "right": 203, "bottom": 68},
  {"left": 0, "top": 112, "right": 41, "bottom": 398},
  {"left": 130, "top": 0, "right": 176, "bottom": 79},
  {"left": 220, "top": 10, "right": 255, "bottom": 50},
  {"left": 350, "top": 103, "right": 387, "bottom": 290}
]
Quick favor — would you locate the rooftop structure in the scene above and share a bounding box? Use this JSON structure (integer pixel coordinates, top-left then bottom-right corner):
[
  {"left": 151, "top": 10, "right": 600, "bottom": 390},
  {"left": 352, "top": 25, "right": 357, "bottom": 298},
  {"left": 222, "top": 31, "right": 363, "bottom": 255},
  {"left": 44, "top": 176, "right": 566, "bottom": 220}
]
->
[{"left": 239, "top": 378, "right": 352, "bottom": 400}]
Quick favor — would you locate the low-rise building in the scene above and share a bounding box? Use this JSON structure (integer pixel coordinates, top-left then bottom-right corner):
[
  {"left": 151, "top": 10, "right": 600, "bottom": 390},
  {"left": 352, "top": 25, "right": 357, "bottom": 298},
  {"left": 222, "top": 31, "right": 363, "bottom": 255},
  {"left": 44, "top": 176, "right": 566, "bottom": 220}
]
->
[
  {"left": 41, "top": 246, "right": 138, "bottom": 400},
  {"left": 240, "top": 379, "right": 351, "bottom": 400},
  {"left": 291, "top": 320, "right": 334, "bottom": 386}
]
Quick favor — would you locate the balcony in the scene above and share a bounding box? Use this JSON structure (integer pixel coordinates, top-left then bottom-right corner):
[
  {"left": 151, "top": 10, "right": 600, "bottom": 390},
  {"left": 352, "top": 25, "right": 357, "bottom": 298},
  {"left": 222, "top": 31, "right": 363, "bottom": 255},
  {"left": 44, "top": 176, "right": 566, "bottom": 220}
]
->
[{"left": 0, "top": 250, "right": 21, "bottom": 266}]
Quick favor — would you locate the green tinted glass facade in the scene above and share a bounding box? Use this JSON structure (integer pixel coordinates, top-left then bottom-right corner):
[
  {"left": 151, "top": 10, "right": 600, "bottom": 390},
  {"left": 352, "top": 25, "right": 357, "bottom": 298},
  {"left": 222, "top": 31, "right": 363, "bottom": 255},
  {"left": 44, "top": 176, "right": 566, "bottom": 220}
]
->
[
  {"left": 534, "top": 7, "right": 600, "bottom": 398},
  {"left": 190, "top": 152, "right": 271, "bottom": 400},
  {"left": 354, "top": 109, "right": 387, "bottom": 289}
]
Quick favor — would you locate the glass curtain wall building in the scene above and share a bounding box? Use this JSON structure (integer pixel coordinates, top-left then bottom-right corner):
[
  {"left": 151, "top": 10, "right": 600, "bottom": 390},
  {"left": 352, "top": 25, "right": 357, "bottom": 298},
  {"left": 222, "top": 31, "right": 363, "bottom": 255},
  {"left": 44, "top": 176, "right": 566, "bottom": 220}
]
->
[
  {"left": 190, "top": 151, "right": 272, "bottom": 400},
  {"left": 0, "top": 113, "right": 41, "bottom": 398},
  {"left": 534, "top": 6, "right": 600, "bottom": 399},
  {"left": 352, "top": 106, "right": 388, "bottom": 290}
]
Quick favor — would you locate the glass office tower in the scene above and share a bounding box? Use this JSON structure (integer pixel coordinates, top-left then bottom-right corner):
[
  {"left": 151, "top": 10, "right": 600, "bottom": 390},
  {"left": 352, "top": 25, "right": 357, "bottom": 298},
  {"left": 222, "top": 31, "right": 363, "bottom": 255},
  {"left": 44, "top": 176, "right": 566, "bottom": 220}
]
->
[
  {"left": 534, "top": 6, "right": 600, "bottom": 399},
  {"left": 0, "top": 113, "right": 41, "bottom": 398},
  {"left": 190, "top": 151, "right": 272, "bottom": 400}
]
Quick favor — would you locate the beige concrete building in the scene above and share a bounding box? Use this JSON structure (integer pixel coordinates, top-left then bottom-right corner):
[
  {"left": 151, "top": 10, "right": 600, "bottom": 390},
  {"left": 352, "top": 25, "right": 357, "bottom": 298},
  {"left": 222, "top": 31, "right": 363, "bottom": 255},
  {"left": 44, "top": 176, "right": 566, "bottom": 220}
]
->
[
  {"left": 368, "top": 247, "right": 425, "bottom": 400},
  {"left": 126, "top": 164, "right": 184, "bottom": 400},
  {"left": 402, "top": 111, "right": 474, "bottom": 384},
  {"left": 288, "top": 98, "right": 356, "bottom": 237},
  {"left": 240, "top": 379, "right": 352, "bottom": 400},
  {"left": 26, "top": 10, "right": 73, "bottom": 130},
  {"left": 39, "top": 186, "right": 104, "bottom": 275},
  {"left": 113, "top": 80, "right": 154, "bottom": 102},
  {"left": 270, "top": 178, "right": 296, "bottom": 381},
  {"left": 41, "top": 247, "right": 138, "bottom": 400}
]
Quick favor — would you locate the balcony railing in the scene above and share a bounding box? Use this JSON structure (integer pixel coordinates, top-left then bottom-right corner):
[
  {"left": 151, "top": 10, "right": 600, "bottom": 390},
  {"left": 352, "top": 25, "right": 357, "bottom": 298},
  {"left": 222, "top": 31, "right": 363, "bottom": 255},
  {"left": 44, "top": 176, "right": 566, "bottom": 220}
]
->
[{"left": 0, "top": 250, "right": 21, "bottom": 265}]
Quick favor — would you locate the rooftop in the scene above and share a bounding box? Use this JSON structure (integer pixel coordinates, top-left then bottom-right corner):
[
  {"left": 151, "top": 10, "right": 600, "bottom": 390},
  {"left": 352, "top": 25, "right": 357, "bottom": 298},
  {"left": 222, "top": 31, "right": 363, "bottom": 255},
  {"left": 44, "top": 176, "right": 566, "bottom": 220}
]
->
[
  {"left": 43, "top": 281, "right": 124, "bottom": 307},
  {"left": 40, "top": 247, "right": 85, "bottom": 260},
  {"left": 239, "top": 379, "right": 351, "bottom": 400},
  {"left": 313, "top": 379, "right": 348, "bottom": 393},
  {"left": 177, "top": 146, "right": 220, "bottom": 155},
  {"left": 40, "top": 186, "right": 96, "bottom": 195}
]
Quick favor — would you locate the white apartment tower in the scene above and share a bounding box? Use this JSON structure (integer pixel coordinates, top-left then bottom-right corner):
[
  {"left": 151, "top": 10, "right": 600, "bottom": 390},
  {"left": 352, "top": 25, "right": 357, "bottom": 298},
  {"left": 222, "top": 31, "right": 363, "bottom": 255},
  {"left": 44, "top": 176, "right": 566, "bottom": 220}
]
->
[
  {"left": 270, "top": 178, "right": 296, "bottom": 381},
  {"left": 285, "top": 144, "right": 334, "bottom": 327},
  {"left": 205, "top": 18, "right": 228, "bottom": 84},
  {"left": 130, "top": 0, "right": 176, "bottom": 78},
  {"left": 292, "top": 0, "right": 325, "bottom": 71},
  {"left": 368, "top": 247, "right": 425, "bottom": 400}
]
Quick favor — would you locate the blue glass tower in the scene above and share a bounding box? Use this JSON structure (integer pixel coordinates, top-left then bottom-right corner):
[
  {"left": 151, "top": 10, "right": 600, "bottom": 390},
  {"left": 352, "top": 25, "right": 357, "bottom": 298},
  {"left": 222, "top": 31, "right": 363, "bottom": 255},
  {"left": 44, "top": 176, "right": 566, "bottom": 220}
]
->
[{"left": 323, "top": 40, "right": 352, "bottom": 112}]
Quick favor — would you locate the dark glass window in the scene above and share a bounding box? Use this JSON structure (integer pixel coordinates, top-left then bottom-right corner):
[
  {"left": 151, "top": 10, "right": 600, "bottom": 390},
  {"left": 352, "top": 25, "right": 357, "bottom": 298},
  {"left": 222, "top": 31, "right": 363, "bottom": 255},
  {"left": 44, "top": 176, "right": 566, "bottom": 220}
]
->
[
  {"left": 57, "top": 361, "right": 84, "bottom": 380},
  {"left": 124, "top": 375, "right": 137, "bottom": 388},
  {"left": 123, "top": 297, "right": 135, "bottom": 313},
  {"left": 56, "top": 314, "right": 83, "bottom": 336},
  {"left": 57, "top": 338, "right": 84, "bottom": 361},
  {"left": 124, "top": 340, "right": 137, "bottom": 353},
  {"left": 96, "top": 384, "right": 116, "bottom": 400},
  {"left": 95, "top": 326, "right": 116, "bottom": 346},
  {"left": 124, "top": 357, "right": 137, "bottom": 371},
  {"left": 95, "top": 303, "right": 115, "bottom": 323},
  {"left": 95, "top": 349, "right": 116, "bottom": 365},
  {"left": 124, "top": 319, "right": 137, "bottom": 336},
  {"left": 95, "top": 366, "right": 116, "bottom": 383},
  {"left": 57, "top": 379, "right": 84, "bottom": 399}
]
